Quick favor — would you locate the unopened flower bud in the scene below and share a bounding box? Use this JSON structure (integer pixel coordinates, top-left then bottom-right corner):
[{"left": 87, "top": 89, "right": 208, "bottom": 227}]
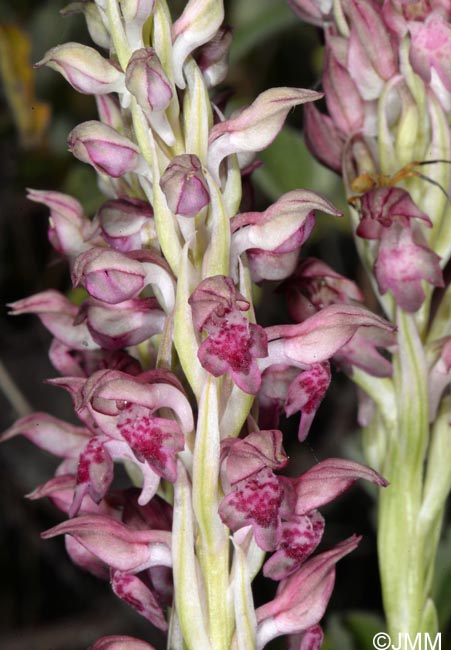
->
[
  {"left": 323, "top": 50, "right": 364, "bottom": 133},
  {"left": 303, "top": 103, "right": 343, "bottom": 173},
  {"left": 160, "top": 154, "right": 210, "bottom": 217},
  {"left": 196, "top": 26, "right": 232, "bottom": 87},
  {"left": 125, "top": 48, "right": 173, "bottom": 112},
  {"left": 35, "top": 43, "right": 123, "bottom": 95},
  {"left": 68, "top": 121, "right": 145, "bottom": 177}
]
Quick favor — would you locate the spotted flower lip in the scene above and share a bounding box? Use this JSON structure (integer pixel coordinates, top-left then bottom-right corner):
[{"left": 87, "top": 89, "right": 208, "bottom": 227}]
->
[
  {"left": 263, "top": 511, "right": 325, "bottom": 581},
  {"left": 284, "top": 363, "right": 332, "bottom": 441},
  {"left": 219, "top": 466, "right": 284, "bottom": 551},
  {"left": 220, "top": 429, "right": 288, "bottom": 492},
  {"left": 189, "top": 275, "right": 268, "bottom": 393}
]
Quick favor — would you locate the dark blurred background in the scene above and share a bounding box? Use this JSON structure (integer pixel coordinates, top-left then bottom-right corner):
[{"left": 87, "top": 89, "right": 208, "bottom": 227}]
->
[{"left": 1, "top": 1, "right": 448, "bottom": 649}]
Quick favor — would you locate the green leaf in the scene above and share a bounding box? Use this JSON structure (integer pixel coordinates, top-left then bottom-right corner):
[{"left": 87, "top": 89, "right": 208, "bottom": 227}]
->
[
  {"left": 344, "top": 611, "right": 386, "bottom": 650},
  {"left": 229, "top": 0, "right": 297, "bottom": 64}
]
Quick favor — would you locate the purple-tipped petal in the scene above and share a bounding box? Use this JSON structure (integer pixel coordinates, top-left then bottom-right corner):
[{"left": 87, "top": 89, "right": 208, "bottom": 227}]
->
[
  {"left": 282, "top": 458, "right": 388, "bottom": 516},
  {"left": 1, "top": 413, "right": 90, "bottom": 458},
  {"left": 208, "top": 87, "right": 323, "bottom": 180},
  {"left": 266, "top": 304, "right": 394, "bottom": 368},
  {"left": 35, "top": 43, "right": 124, "bottom": 95},
  {"left": 42, "top": 514, "right": 172, "bottom": 573},
  {"left": 255, "top": 536, "right": 360, "bottom": 648}
]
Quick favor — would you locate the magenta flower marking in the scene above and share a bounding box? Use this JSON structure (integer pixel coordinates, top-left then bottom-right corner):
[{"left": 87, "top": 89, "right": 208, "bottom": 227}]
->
[
  {"left": 189, "top": 275, "right": 268, "bottom": 393},
  {"left": 220, "top": 467, "right": 283, "bottom": 551},
  {"left": 285, "top": 363, "right": 331, "bottom": 441},
  {"left": 71, "top": 437, "right": 114, "bottom": 515},
  {"left": 356, "top": 186, "right": 432, "bottom": 239},
  {"left": 220, "top": 428, "right": 288, "bottom": 491},
  {"left": 117, "top": 405, "right": 184, "bottom": 482},
  {"left": 111, "top": 571, "right": 168, "bottom": 630},
  {"left": 263, "top": 511, "right": 325, "bottom": 580}
]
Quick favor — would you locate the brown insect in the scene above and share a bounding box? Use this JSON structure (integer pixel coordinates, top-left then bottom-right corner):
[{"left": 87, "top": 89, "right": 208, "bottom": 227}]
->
[{"left": 348, "top": 159, "right": 451, "bottom": 207}]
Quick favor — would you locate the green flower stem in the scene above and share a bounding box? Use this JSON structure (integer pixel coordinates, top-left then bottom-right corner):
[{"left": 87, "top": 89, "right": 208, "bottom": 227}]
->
[
  {"left": 377, "top": 309, "right": 436, "bottom": 637},
  {"left": 193, "top": 377, "right": 233, "bottom": 649},
  {"left": 106, "top": 0, "right": 132, "bottom": 69}
]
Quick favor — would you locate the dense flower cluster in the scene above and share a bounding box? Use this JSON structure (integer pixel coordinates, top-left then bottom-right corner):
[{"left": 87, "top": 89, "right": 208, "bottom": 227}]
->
[
  {"left": 290, "top": 0, "right": 451, "bottom": 643},
  {"left": 2, "top": 1, "right": 396, "bottom": 648}
]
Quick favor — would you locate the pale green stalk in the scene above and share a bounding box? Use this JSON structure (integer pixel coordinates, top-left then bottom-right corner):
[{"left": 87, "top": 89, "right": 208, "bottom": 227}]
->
[{"left": 377, "top": 310, "right": 436, "bottom": 637}]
